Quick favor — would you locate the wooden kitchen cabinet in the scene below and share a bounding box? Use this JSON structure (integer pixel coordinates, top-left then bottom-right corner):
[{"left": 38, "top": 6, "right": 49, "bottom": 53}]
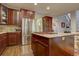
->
[
  {"left": 8, "top": 33, "right": 17, "bottom": 45},
  {"left": 36, "top": 42, "right": 48, "bottom": 56},
  {"left": 0, "top": 33, "right": 7, "bottom": 55},
  {"left": 42, "top": 16, "right": 53, "bottom": 32},
  {"left": 7, "top": 8, "right": 14, "bottom": 25},
  {"left": 0, "top": 4, "right": 15, "bottom": 25},
  {"left": 0, "top": 32, "right": 21, "bottom": 55},
  {"left": 16, "top": 32, "right": 22, "bottom": 44},
  {"left": 0, "top": 4, "right": 8, "bottom": 24},
  {"left": 31, "top": 41, "right": 48, "bottom": 56},
  {"left": 8, "top": 8, "right": 21, "bottom": 26},
  {"left": 0, "top": 4, "right": 21, "bottom": 26},
  {"left": 7, "top": 32, "right": 21, "bottom": 46},
  {"left": 0, "top": 4, "right": 14, "bottom": 25},
  {"left": 13, "top": 10, "right": 21, "bottom": 26},
  {"left": 31, "top": 39, "right": 37, "bottom": 55},
  {"left": 31, "top": 33, "right": 74, "bottom": 56},
  {"left": 0, "top": 4, "right": 1, "bottom": 21},
  {"left": 31, "top": 35, "right": 49, "bottom": 56}
]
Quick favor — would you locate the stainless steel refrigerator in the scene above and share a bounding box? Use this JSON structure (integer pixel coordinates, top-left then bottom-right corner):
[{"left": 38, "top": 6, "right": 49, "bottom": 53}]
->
[{"left": 22, "top": 18, "right": 32, "bottom": 45}]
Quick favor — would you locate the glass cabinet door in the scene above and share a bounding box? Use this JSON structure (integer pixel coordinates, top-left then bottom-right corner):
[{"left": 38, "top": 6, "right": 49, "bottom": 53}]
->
[{"left": 1, "top": 5, "right": 8, "bottom": 24}]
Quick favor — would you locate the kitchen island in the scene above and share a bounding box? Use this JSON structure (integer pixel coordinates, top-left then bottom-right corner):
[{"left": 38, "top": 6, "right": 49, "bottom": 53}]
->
[{"left": 31, "top": 32, "right": 77, "bottom": 56}]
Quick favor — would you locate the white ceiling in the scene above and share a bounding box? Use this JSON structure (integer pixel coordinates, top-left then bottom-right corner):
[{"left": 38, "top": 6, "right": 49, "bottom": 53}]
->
[{"left": 2, "top": 3, "right": 79, "bottom": 16}]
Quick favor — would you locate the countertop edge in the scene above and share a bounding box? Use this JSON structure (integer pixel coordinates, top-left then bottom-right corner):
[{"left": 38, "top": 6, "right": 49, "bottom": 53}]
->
[{"left": 32, "top": 32, "right": 79, "bottom": 38}]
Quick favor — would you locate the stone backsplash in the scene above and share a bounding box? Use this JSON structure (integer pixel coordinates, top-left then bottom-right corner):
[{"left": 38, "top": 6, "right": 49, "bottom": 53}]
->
[{"left": 0, "top": 25, "right": 21, "bottom": 32}]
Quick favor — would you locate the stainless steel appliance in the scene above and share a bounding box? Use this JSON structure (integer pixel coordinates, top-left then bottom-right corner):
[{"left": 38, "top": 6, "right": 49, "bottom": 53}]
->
[{"left": 22, "top": 18, "right": 32, "bottom": 45}]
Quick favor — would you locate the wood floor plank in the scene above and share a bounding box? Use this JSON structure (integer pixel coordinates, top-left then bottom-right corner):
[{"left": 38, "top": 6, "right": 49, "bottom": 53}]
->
[{"left": 1, "top": 45, "right": 33, "bottom": 56}]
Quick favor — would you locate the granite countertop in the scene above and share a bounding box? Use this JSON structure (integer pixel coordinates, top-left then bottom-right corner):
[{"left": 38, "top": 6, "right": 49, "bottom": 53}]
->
[
  {"left": 0, "top": 25, "right": 21, "bottom": 34},
  {"left": 0, "top": 31, "right": 21, "bottom": 34},
  {"left": 32, "top": 32, "right": 79, "bottom": 38},
  {"left": 0, "top": 31, "right": 7, "bottom": 34}
]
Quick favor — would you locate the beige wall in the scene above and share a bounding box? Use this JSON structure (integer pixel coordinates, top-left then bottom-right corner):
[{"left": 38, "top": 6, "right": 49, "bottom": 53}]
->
[
  {"left": 53, "top": 15, "right": 70, "bottom": 33},
  {"left": 53, "top": 10, "right": 79, "bottom": 33},
  {"left": 71, "top": 11, "right": 76, "bottom": 32}
]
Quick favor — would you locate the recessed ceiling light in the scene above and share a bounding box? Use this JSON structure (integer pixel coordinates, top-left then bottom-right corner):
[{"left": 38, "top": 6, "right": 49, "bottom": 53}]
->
[
  {"left": 46, "top": 6, "right": 50, "bottom": 10},
  {"left": 34, "top": 3, "right": 37, "bottom": 5}
]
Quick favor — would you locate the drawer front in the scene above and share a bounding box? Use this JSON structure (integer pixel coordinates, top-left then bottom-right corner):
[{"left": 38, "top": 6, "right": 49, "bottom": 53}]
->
[{"left": 32, "top": 34, "right": 49, "bottom": 45}]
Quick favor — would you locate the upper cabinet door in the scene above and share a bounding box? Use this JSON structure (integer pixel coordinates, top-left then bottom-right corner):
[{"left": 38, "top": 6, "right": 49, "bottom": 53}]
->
[
  {"left": 0, "top": 4, "right": 8, "bottom": 25},
  {"left": 8, "top": 8, "right": 21, "bottom": 26},
  {"left": 13, "top": 10, "right": 21, "bottom": 26},
  {"left": 7, "top": 8, "right": 14, "bottom": 25},
  {"left": 0, "top": 4, "right": 21, "bottom": 26},
  {"left": 42, "top": 16, "right": 53, "bottom": 32}
]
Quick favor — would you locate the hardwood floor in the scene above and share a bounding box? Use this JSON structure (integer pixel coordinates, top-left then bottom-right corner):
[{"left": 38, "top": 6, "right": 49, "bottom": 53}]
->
[
  {"left": 1, "top": 45, "right": 79, "bottom": 56},
  {"left": 1, "top": 45, "right": 34, "bottom": 56}
]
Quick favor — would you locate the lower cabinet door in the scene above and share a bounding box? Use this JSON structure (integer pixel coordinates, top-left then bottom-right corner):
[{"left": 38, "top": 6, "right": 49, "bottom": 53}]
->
[
  {"left": 0, "top": 39, "right": 6, "bottom": 55},
  {"left": 2, "top": 39, "right": 7, "bottom": 49},
  {"left": 31, "top": 40, "right": 37, "bottom": 56},
  {"left": 36, "top": 43, "right": 48, "bottom": 56},
  {"left": 0, "top": 40, "right": 2, "bottom": 54},
  {"left": 31, "top": 39, "right": 49, "bottom": 56},
  {"left": 8, "top": 32, "right": 21, "bottom": 46},
  {"left": 8, "top": 34, "right": 17, "bottom": 45}
]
